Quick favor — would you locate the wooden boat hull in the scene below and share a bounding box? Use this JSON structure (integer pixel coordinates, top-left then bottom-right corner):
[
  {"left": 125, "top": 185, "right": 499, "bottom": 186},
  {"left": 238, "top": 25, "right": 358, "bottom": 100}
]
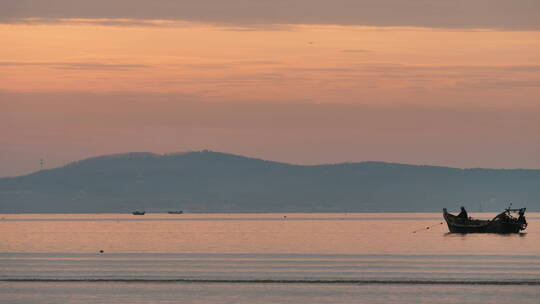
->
[{"left": 443, "top": 208, "right": 525, "bottom": 234}]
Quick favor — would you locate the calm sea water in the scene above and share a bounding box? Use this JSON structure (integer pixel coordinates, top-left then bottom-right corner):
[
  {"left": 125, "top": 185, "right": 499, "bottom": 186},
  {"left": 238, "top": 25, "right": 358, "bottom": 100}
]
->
[{"left": 1, "top": 213, "right": 539, "bottom": 303}]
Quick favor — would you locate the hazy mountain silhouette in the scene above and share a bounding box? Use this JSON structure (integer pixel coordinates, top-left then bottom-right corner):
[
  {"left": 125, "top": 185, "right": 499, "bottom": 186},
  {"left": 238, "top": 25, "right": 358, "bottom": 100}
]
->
[{"left": 1, "top": 151, "right": 539, "bottom": 213}]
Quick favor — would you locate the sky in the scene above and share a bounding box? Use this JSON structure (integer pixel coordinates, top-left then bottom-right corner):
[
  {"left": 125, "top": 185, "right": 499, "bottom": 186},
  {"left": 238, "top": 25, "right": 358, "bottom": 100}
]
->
[{"left": 1, "top": 0, "right": 540, "bottom": 176}]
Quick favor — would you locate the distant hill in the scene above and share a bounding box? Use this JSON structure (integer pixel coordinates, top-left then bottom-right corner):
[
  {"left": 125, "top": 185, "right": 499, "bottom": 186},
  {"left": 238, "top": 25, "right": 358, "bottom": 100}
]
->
[{"left": 1, "top": 151, "right": 539, "bottom": 213}]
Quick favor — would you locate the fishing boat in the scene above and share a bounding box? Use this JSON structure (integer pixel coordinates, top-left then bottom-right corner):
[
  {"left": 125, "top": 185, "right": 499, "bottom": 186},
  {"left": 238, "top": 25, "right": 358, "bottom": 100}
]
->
[
  {"left": 167, "top": 211, "right": 183, "bottom": 214},
  {"left": 443, "top": 207, "right": 527, "bottom": 233},
  {"left": 132, "top": 211, "right": 146, "bottom": 215}
]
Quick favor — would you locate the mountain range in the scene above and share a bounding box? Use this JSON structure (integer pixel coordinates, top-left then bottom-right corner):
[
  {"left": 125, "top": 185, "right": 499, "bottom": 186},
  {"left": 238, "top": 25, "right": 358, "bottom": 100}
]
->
[{"left": 1, "top": 151, "right": 539, "bottom": 213}]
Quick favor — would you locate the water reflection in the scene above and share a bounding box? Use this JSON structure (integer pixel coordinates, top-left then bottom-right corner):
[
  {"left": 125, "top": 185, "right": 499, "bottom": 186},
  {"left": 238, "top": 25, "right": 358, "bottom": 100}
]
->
[{"left": 0, "top": 213, "right": 538, "bottom": 256}]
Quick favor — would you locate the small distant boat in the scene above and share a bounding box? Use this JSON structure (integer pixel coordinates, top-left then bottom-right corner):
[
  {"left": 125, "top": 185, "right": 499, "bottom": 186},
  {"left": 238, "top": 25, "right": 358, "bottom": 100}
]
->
[
  {"left": 167, "top": 211, "right": 183, "bottom": 214},
  {"left": 132, "top": 211, "right": 146, "bottom": 215},
  {"left": 443, "top": 207, "right": 527, "bottom": 234}
]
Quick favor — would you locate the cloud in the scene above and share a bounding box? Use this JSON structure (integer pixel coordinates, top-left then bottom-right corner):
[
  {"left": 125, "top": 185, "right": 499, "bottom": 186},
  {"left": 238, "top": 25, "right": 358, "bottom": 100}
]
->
[
  {"left": 286, "top": 67, "right": 355, "bottom": 72},
  {"left": 272, "top": 63, "right": 540, "bottom": 91},
  {"left": 0, "top": 61, "right": 151, "bottom": 70},
  {"left": 231, "top": 60, "right": 282, "bottom": 65},
  {"left": 337, "top": 63, "right": 540, "bottom": 74},
  {"left": 282, "top": 63, "right": 540, "bottom": 75},
  {"left": 174, "top": 63, "right": 231, "bottom": 70},
  {"left": 1, "top": 0, "right": 539, "bottom": 30},
  {"left": 456, "top": 80, "right": 540, "bottom": 90},
  {"left": 2, "top": 17, "right": 177, "bottom": 27}
]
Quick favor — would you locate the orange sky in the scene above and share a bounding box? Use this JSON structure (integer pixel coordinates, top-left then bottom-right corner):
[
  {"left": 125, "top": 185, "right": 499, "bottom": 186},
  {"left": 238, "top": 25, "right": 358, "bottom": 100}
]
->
[
  {"left": 2, "top": 22, "right": 539, "bottom": 106},
  {"left": 1, "top": 8, "right": 540, "bottom": 176}
]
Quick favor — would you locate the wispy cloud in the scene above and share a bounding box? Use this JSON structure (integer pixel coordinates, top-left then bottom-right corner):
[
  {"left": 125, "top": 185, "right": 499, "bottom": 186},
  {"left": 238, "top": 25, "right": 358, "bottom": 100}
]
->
[
  {"left": 285, "top": 67, "right": 355, "bottom": 72},
  {"left": 343, "top": 63, "right": 540, "bottom": 73},
  {"left": 1, "top": 0, "right": 539, "bottom": 30},
  {"left": 456, "top": 80, "right": 540, "bottom": 90},
  {"left": 231, "top": 60, "right": 282, "bottom": 65},
  {"left": 3, "top": 17, "right": 178, "bottom": 27},
  {"left": 281, "top": 64, "right": 540, "bottom": 74},
  {"left": 173, "top": 63, "right": 231, "bottom": 70},
  {"left": 173, "top": 61, "right": 283, "bottom": 70},
  {"left": 273, "top": 63, "right": 540, "bottom": 91},
  {"left": 0, "top": 61, "right": 151, "bottom": 70}
]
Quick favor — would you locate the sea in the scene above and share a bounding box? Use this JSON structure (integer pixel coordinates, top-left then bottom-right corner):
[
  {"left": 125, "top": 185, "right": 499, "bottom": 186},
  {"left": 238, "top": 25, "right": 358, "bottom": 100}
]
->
[{"left": 1, "top": 212, "right": 539, "bottom": 303}]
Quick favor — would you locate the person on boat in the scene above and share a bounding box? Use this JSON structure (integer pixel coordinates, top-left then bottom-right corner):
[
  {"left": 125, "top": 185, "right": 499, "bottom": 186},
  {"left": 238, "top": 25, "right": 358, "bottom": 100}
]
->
[
  {"left": 493, "top": 210, "right": 511, "bottom": 222},
  {"left": 457, "top": 206, "right": 468, "bottom": 219},
  {"left": 517, "top": 208, "right": 527, "bottom": 226}
]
